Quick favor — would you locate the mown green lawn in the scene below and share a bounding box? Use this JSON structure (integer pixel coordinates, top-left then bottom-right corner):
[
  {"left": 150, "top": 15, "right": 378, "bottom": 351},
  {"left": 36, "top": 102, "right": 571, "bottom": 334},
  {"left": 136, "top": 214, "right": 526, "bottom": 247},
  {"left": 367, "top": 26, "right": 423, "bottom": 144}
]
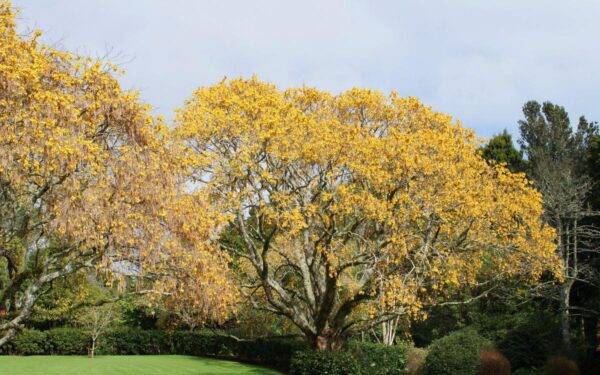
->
[{"left": 0, "top": 355, "right": 283, "bottom": 374}]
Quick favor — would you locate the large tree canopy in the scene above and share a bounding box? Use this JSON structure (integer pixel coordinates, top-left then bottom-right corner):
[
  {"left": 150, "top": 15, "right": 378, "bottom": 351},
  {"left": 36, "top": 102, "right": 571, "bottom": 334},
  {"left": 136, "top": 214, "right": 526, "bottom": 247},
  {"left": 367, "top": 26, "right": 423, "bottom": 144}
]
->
[
  {"left": 175, "top": 77, "right": 558, "bottom": 350},
  {"left": 0, "top": 2, "right": 236, "bottom": 346}
]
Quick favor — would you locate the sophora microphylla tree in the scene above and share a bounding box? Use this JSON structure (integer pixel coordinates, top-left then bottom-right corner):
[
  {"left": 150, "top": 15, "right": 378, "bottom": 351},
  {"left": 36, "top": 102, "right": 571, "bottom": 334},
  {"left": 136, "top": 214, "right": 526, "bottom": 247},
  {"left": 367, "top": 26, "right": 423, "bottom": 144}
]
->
[
  {"left": 175, "top": 77, "right": 558, "bottom": 350},
  {"left": 0, "top": 2, "right": 236, "bottom": 346}
]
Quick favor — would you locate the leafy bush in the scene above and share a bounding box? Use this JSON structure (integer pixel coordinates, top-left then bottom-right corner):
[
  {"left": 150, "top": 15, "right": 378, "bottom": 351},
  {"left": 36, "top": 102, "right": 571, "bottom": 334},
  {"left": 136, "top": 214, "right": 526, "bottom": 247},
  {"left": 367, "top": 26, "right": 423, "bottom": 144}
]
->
[
  {"left": 406, "top": 347, "right": 427, "bottom": 375},
  {"left": 46, "top": 328, "right": 88, "bottom": 355},
  {"left": 99, "top": 327, "right": 172, "bottom": 355},
  {"left": 497, "top": 314, "right": 561, "bottom": 371},
  {"left": 238, "top": 336, "right": 306, "bottom": 369},
  {"left": 422, "top": 329, "right": 491, "bottom": 375},
  {"left": 172, "top": 330, "right": 237, "bottom": 356},
  {"left": 347, "top": 340, "right": 411, "bottom": 375},
  {"left": 11, "top": 329, "right": 48, "bottom": 355},
  {"left": 290, "top": 350, "right": 361, "bottom": 375},
  {"left": 3, "top": 328, "right": 419, "bottom": 374}
]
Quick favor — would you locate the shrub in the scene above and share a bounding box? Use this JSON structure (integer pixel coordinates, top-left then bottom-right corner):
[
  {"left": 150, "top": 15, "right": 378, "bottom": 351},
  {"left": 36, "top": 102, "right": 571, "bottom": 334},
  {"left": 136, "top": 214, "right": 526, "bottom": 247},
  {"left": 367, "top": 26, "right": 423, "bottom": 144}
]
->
[
  {"left": 172, "top": 331, "right": 306, "bottom": 370},
  {"left": 543, "top": 356, "right": 579, "bottom": 375},
  {"left": 99, "top": 327, "right": 172, "bottom": 355},
  {"left": 2, "top": 327, "right": 303, "bottom": 371},
  {"left": 479, "top": 349, "right": 510, "bottom": 375},
  {"left": 238, "top": 335, "right": 306, "bottom": 369},
  {"left": 347, "top": 340, "right": 411, "bottom": 375},
  {"left": 290, "top": 350, "right": 361, "bottom": 375},
  {"left": 406, "top": 347, "right": 427, "bottom": 375},
  {"left": 11, "top": 329, "right": 48, "bottom": 355},
  {"left": 422, "top": 329, "right": 491, "bottom": 375},
  {"left": 46, "top": 328, "right": 88, "bottom": 355},
  {"left": 172, "top": 330, "right": 238, "bottom": 356},
  {"left": 497, "top": 314, "right": 560, "bottom": 371}
]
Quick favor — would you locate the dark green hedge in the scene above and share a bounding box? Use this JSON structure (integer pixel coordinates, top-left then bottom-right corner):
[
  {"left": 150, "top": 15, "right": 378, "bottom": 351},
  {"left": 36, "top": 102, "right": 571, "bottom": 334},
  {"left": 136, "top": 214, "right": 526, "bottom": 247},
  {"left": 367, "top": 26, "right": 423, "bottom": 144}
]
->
[
  {"left": 1, "top": 327, "right": 306, "bottom": 370},
  {"left": 288, "top": 340, "right": 412, "bottom": 375},
  {"left": 346, "top": 340, "right": 412, "bottom": 375},
  {"left": 3, "top": 328, "right": 413, "bottom": 373},
  {"left": 290, "top": 350, "right": 361, "bottom": 375},
  {"left": 99, "top": 327, "right": 173, "bottom": 355},
  {"left": 8, "top": 329, "right": 48, "bottom": 355},
  {"left": 237, "top": 336, "right": 308, "bottom": 370},
  {"left": 46, "top": 328, "right": 89, "bottom": 355}
]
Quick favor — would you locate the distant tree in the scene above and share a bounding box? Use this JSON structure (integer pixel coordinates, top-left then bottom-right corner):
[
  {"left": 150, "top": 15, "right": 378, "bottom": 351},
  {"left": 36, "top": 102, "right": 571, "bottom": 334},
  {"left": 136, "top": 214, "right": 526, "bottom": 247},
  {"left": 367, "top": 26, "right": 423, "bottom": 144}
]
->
[
  {"left": 77, "top": 304, "right": 118, "bottom": 358},
  {"left": 518, "top": 100, "right": 600, "bottom": 348},
  {"left": 480, "top": 130, "right": 526, "bottom": 173},
  {"left": 587, "top": 134, "right": 600, "bottom": 209}
]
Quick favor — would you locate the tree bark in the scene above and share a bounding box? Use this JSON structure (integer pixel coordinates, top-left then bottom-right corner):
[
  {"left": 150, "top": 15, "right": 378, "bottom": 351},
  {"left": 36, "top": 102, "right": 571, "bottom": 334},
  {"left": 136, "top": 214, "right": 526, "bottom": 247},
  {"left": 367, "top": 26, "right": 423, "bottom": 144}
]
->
[
  {"left": 89, "top": 337, "right": 96, "bottom": 358},
  {"left": 0, "top": 327, "right": 17, "bottom": 347},
  {"left": 381, "top": 317, "right": 399, "bottom": 346},
  {"left": 559, "top": 281, "right": 573, "bottom": 348},
  {"left": 307, "top": 329, "right": 346, "bottom": 351}
]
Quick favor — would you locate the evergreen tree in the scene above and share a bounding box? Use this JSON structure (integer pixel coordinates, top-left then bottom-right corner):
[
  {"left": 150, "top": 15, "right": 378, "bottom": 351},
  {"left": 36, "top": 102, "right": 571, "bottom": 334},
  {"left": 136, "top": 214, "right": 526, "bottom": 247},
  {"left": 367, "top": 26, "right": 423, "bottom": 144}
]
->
[{"left": 481, "top": 129, "right": 526, "bottom": 173}]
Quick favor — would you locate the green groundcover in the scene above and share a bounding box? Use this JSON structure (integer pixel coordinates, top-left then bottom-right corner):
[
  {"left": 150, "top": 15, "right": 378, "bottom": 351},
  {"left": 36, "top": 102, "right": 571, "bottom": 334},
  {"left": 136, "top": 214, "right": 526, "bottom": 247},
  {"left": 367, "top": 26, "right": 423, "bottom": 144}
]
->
[{"left": 0, "top": 355, "right": 283, "bottom": 375}]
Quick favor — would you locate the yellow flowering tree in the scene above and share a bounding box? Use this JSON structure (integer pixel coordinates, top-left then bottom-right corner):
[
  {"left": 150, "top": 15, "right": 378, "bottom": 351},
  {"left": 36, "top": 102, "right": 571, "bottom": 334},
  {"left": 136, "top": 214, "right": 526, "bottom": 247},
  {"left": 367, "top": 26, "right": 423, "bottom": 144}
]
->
[
  {"left": 175, "top": 77, "right": 558, "bottom": 350},
  {"left": 0, "top": 2, "right": 236, "bottom": 346}
]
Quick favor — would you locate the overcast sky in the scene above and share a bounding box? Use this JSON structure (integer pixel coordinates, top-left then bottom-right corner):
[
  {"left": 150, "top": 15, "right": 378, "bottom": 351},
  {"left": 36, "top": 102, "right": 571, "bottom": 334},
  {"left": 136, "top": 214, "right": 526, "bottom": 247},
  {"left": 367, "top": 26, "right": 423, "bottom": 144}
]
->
[{"left": 12, "top": 0, "right": 600, "bottom": 139}]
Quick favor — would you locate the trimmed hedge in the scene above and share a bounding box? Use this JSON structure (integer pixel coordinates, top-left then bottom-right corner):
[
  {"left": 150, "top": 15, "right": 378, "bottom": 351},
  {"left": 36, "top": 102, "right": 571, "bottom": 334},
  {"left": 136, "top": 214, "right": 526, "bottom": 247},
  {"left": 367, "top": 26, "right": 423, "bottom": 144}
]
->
[
  {"left": 2, "top": 327, "right": 306, "bottom": 371},
  {"left": 289, "top": 340, "right": 412, "bottom": 375},
  {"left": 46, "top": 328, "right": 88, "bottom": 355},
  {"left": 9, "top": 329, "right": 47, "bottom": 355},
  {"left": 3, "top": 328, "right": 414, "bottom": 374},
  {"left": 237, "top": 336, "right": 307, "bottom": 370},
  {"left": 99, "top": 327, "right": 173, "bottom": 355},
  {"left": 347, "top": 340, "right": 412, "bottom": 375},
  {"left": 422, "top": 329, "right": 491, "bottom": 375},
  {"left": 290, "top": 350, "right": 361, "bottom": 375}
]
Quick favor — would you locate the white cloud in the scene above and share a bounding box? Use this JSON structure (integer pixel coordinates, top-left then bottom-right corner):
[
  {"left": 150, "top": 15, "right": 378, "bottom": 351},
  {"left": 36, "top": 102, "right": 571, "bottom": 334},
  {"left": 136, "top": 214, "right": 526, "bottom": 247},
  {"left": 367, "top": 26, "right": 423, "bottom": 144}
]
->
[{"left": 12, "top": 0, "right": 600, "bottom": 138}]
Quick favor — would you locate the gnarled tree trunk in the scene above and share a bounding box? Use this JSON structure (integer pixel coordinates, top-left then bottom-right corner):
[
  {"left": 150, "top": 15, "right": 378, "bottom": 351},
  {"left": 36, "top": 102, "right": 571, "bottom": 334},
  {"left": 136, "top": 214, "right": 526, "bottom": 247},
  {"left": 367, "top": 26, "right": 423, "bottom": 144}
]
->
[{"left": 307, "top": 328, "right": 346, "bottom": 351}]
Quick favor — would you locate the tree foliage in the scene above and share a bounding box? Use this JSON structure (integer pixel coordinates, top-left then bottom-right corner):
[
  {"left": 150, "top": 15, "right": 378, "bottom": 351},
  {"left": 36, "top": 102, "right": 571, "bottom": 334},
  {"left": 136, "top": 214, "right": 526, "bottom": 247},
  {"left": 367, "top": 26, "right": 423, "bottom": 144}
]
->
[
  {"left": 175, "top": 77, "right": 558, "bottom": 349},
  {"left": 0, "top": 2, "right": 236, "bottom": 346},
  {"left": 480, "top": 130, "right": 526, "bottom": 173},
  {"left": 518, "top": 100, "right": 600, "bottom": 348}
]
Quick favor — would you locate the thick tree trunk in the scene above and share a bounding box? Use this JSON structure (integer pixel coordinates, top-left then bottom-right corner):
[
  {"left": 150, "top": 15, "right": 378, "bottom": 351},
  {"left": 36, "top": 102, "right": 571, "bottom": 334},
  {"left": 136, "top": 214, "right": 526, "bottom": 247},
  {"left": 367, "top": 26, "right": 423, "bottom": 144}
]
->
[
  {"left": 307, "top": 329, "right": 346, "bottom": 351},
  {"left": 560, "top": 282, "right": 572, "bottom": 348},
  {"left": 0, "top": 327, "right": 17, "bottom": 347}
]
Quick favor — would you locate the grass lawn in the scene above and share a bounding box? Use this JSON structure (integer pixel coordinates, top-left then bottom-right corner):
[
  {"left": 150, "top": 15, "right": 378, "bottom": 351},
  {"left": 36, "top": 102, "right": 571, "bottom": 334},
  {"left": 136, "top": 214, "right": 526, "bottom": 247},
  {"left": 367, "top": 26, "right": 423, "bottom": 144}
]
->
[{"left": 0, "top": 355, "right": 283, "bottom": 375}]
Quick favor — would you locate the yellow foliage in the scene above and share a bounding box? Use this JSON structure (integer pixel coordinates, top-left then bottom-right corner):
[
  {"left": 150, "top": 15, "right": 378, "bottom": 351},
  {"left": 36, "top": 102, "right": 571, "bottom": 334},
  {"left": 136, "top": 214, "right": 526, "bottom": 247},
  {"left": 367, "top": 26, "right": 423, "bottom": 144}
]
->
[
  {"left": 0, "top": 1, "right": 236, "bottom": 325},
  {"left": 175, "top": 77, "right": 558, "bottom": 326}
]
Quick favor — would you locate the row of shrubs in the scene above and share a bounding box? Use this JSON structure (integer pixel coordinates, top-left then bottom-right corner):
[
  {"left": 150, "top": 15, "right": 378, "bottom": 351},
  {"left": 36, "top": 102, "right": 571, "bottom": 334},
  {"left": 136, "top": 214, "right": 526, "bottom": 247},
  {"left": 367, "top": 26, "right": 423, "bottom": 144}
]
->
[
  {"left": 289, "top": 329, "right": 582, "bottom": 375},
  {"left": 1, "top": 327, "right": 415, "bottom": 374},
  {"left": 2, "top": 327, "right": 582, "bottom": 374},
  {"left": 288, "top": 330, "right": 485, "bottom": 375},
  {"left": 0, "top": 328, "right": 306, "bottom": 370},
  {"left": 289, "top": 341, "right": 413, "bottom": 375}
]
